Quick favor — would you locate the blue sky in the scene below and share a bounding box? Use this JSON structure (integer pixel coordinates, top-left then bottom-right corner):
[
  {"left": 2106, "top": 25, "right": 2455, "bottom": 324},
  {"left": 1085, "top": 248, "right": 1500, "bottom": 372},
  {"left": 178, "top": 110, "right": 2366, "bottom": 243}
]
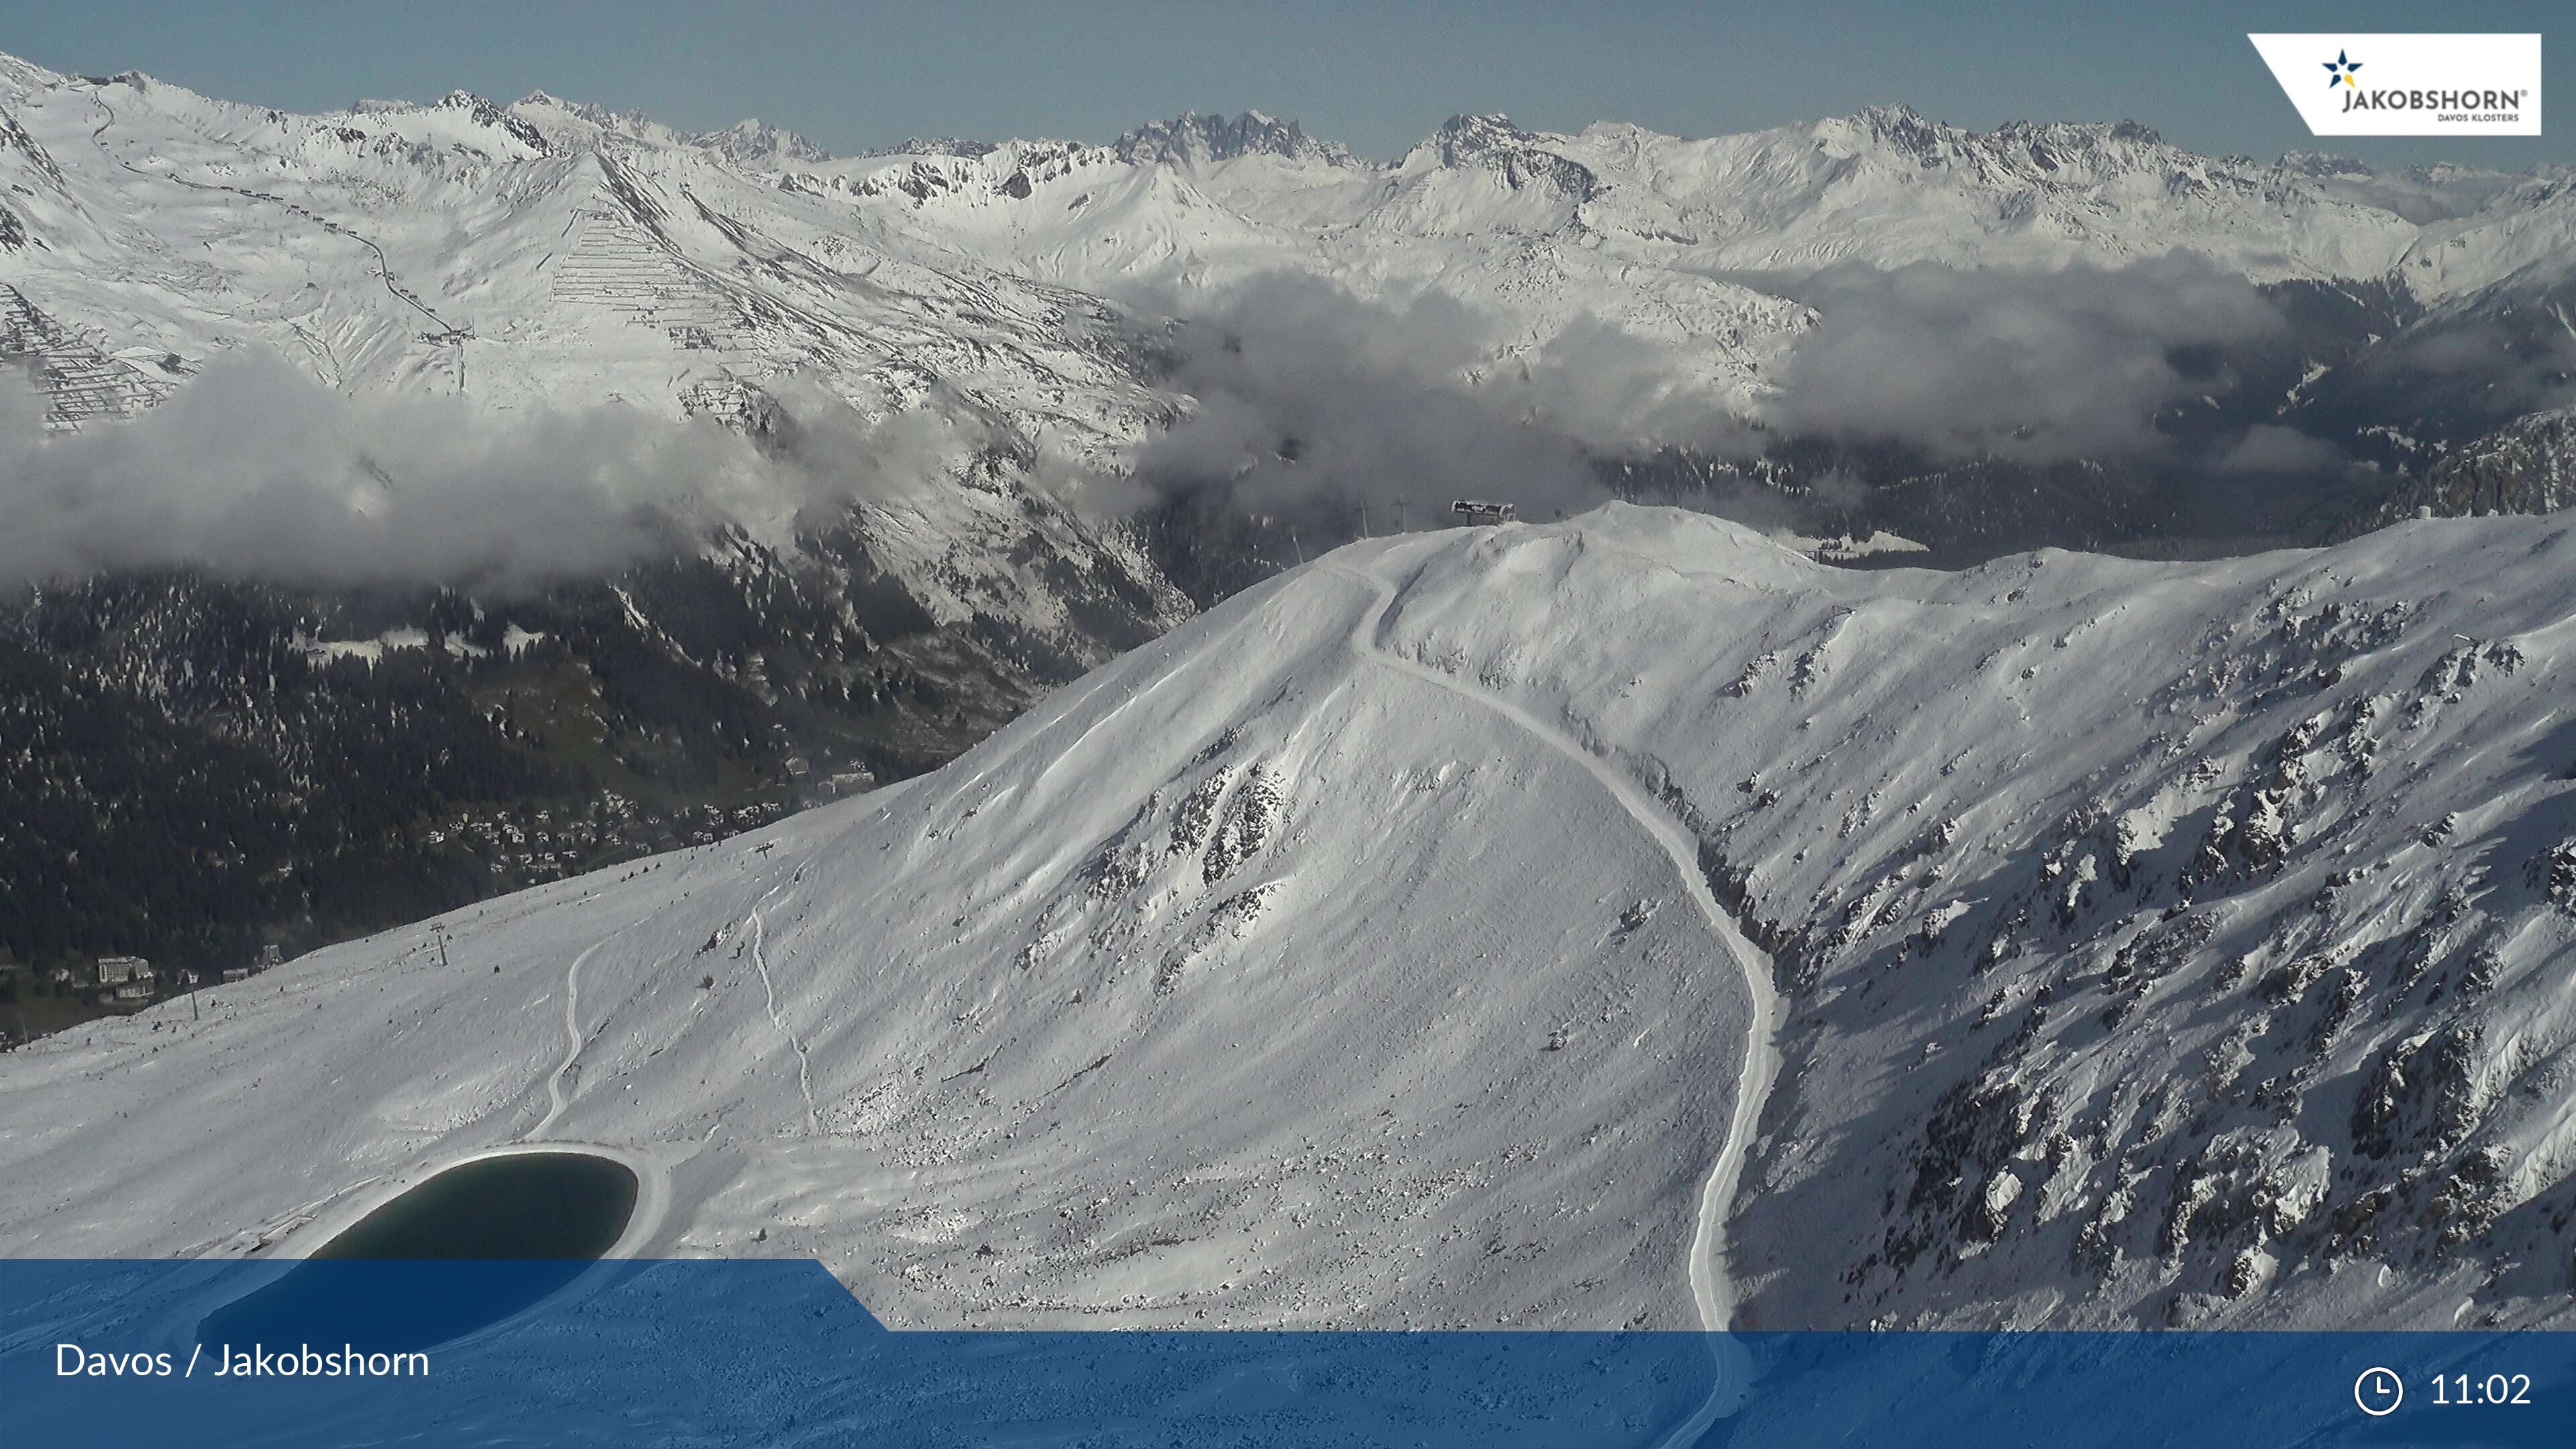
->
[{"left": 6, "top": 1, "right": 2567, "bottom": 168}]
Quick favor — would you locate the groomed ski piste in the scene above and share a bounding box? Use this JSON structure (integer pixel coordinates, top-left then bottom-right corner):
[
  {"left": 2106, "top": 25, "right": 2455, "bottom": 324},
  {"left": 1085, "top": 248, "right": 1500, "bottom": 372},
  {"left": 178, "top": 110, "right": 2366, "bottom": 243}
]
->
[{"left": 9, "top": 502, "right": 2576, "bottom": 1342}]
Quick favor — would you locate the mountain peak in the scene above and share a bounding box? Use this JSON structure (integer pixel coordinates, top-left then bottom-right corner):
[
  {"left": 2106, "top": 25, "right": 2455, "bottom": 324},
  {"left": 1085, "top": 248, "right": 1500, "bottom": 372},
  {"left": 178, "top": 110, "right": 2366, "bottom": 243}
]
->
[
  {"left": 1825, "top": 103, "right": 1951, "bottom": 159},
  {"left": 1847, "top": 101, "right": 1929, "bottom": 127},
  {"left": 1433, "top": 112, "right": 1531, "bottom": 149},
  {"left": 332, "top": 88, "right": 550, "bottom": 153},
  {"left": 510, "top": 89, "right": 661, "bottom": 139},
  {"left": 1805, "top": 105, "right": 2196, "bottom": 179},
  {"left": 859, "top": 137, "right": 1000, "bottom": 160},
  {"left": 1115, "top": 111, "right": 1356, "bottom": 168},
  {"left": 1419, "top": 114, "right": 1599, "bottom": 201},
  {"left": 692, "top": 117, "right": 830, "bottom": 166}
]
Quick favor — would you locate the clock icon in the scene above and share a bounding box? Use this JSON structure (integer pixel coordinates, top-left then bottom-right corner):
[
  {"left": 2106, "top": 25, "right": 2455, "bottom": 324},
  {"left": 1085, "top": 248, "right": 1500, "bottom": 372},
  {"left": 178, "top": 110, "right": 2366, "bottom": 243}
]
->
[{"left": 2355, "top": 1366, "right": 2404, "bottom": 1417}]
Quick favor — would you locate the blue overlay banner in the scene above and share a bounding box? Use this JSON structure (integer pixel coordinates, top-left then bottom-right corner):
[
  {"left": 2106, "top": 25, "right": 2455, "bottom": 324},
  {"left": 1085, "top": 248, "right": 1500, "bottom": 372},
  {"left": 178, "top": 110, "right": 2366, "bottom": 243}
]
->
[{"left": 4, "top": 1259, "right": 2571, "bottom": 1446}]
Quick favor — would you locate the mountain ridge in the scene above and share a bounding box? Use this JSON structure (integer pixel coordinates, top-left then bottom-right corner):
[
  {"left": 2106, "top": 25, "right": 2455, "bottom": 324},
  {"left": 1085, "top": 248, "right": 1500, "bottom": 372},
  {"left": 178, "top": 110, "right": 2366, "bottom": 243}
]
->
[{"left": 11, "top": 503, "right": 2576, "bottom": 1336}]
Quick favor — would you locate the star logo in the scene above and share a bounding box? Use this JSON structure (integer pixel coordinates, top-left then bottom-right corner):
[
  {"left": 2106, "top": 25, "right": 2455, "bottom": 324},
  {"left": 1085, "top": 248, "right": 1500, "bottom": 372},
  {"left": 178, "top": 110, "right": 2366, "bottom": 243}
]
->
[{"left": 2322, "top": 50, "right": 2363, "bottom": 89}]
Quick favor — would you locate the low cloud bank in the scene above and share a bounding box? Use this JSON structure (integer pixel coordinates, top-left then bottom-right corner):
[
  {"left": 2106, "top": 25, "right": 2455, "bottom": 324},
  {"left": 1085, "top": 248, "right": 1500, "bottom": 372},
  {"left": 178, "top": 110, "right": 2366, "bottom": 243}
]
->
[
  {"left": 1122, "top": 272, "right": 1746, "bottom": 522},
  {"left": 1746, "top": 254, "right": 2292, "bottom": 463},
  {"left": 1122, "top": 259, "right": 2363, "bottom": 531},
  {"left": 0, "top": 352, "right": 958, "bottom": 590},
  {"left": 7, "top": 255, "right": 2449, "bottom": 591}
]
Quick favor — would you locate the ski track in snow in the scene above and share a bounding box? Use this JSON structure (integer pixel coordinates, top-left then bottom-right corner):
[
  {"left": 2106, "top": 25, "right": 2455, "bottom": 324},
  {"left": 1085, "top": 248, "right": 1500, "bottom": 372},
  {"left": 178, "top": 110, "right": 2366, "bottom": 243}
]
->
[
  {"left": 746, "top": 896, "right": 822, "bottom": 1135},
  {"left": 533, "top": 881, "right": 822, "bottom": 1143},
  {"left": 533, "top": 941, "right": 603, "bottom": 1139},
  {"left": 1329, "top": 553, "right": 1782, "bottom": 1442}
]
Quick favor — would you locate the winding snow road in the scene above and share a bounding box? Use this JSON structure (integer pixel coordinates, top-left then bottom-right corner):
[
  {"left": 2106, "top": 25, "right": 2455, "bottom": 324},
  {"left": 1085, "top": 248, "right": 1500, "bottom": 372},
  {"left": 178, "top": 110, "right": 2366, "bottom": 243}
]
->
[
  {"left": 1331, "top": 551, "right": 1781, "bottom": 1441},
  {"left": 533, "top": 941, "right": 604, "bottom": 1138},
  {"left": 85, "top": 89, "right": 467, "bottom": 377}
]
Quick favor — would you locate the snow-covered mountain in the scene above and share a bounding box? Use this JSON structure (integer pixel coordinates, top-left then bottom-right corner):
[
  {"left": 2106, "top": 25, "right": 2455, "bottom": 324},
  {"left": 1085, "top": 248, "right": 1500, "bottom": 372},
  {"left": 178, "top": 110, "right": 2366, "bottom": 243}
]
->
[
  {"left": 691, "top": 117, "right": 831, "bottom": 169},
  {"left": 0, "top": 55, "right": 1188, "bottom": 662},
  {"left": 9, "top": 51, "right": 2576, "bottom": 462},
  {"left": 2340, "top": 406, "right": 2576, "bottom": 535},
  {"left": 833, "top": 104, "right": 2576, "bottom": 417},
  {"left": 0, "top": 58, "right": 1153, "bottom": 433},
  {"left": 1114, "top": 109, "right": 1356, "bottom": 169},
  {"left": 0, "top": 54, "right": 1195, "bottom": 994},
  {"left": 10, "top": 51, "right": 2576, "bottom": 1335},
  {"left": 9, "top": 504, "right": 2576, "bottom": 1335}
]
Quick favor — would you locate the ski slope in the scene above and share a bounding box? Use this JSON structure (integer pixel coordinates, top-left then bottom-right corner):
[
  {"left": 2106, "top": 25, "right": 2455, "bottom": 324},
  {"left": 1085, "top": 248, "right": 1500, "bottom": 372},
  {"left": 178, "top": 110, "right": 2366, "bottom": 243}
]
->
[
  {"left": 11, "top": 504, "right": 2576, "bottom": 1334},
  {"left": 1333, "top": 553, "right": 1776, "bottom": 1443},
  {"left": 1329, "top": 555, "right": 1782, "bottom": 1335},
  {"left": 0, "top": 515, "right": 1774, "bottom": 1332}
]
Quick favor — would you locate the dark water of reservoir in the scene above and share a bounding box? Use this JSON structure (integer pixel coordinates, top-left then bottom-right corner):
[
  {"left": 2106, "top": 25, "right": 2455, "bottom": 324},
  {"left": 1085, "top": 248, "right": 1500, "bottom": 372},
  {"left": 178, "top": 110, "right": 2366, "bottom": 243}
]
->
[
  {"left": 198, "top": 1152, "right": 637, "bottom": 1352},
  {"left": 311, "top": 1151, "right": 637, "bottom": 1260}
]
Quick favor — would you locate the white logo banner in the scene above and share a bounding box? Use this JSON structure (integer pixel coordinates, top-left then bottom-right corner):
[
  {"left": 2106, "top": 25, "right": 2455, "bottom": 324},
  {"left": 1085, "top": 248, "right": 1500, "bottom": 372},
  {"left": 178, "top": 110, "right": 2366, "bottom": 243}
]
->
[{"left": 2248, "top": 33, "right": 2541, "bottom": 136}]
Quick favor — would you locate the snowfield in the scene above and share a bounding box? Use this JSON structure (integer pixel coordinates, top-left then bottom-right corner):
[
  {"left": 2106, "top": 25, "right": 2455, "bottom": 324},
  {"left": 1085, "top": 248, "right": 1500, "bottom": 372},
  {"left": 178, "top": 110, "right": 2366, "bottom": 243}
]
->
[{"left": 9, "top": 504, "right": 2576, "bottom": 1334}]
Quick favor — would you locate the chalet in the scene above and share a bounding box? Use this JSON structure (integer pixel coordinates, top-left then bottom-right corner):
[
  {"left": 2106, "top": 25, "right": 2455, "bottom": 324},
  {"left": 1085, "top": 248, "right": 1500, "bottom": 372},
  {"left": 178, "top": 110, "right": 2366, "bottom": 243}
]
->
[
  {"left": 1451, "top": 498, "right": 1517, "bottom": 525},
  {"left": 94, "top": 955, "right": 150, "bottom": 987}
]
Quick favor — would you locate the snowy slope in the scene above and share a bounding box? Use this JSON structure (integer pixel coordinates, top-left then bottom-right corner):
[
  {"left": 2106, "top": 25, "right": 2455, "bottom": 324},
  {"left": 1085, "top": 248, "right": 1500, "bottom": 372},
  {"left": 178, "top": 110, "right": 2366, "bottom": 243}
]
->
[
  {"left": 0, "top": 516, "right": 1774, "bottom": 1332},
  {"left": 9, "top": 504, "right": 2576, "bottom": 1334},
  {"left": 0, "top": 57, "right": 1159, "bottom": 440},
  {"left": 1358, "top": 508, "right": 2576, "bottom": 1330},
  {"left": 0, "top": 56, "right": 1193, "bottom": 654}
]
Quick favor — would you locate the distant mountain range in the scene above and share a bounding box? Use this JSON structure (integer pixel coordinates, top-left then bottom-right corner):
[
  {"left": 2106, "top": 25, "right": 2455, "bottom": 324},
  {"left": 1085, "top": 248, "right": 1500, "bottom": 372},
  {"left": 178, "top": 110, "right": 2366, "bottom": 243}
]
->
[{"left": 9, "top": 54, "right": 2576, "bottom": 507}]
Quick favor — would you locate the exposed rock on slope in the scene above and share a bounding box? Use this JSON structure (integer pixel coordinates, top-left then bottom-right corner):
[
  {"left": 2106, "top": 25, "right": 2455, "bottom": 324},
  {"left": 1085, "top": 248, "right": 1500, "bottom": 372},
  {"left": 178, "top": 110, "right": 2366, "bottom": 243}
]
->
[{"left": 2340, "top": 407, "right": 2576, "bottom": 533}]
